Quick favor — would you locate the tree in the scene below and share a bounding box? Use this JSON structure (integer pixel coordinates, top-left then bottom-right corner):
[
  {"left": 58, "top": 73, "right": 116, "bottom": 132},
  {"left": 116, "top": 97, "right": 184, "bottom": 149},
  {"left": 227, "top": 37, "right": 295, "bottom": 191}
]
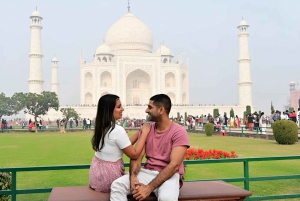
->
[
  {"left": 0, "top": 92, "right": 24, "bottom": 122},
  {"left": 60, "top": 107, "right": 80, "bottom": 133},
  {"left": 289, "top": 107, "right": 294, "bottom": 113},
  {"left": 259, "top": 111, "right": 261, "bottom": 116},
  {"left": 230, "top": 108, "right": 235, "bottom": 118},
  {"left": 246, "top": 105, "right": 251, "bottom": 115},
  {"left": 177, "top": 112, "right": 180, "bottom": 119},
  {"left": 0, "top": 93, "right": 14, "bottom": 121},
  {"left": 271, "top": 101, "right": 274, "bottom": 114},
  {"left": 213, "top": 108, "right": 219, "bottom": 117},
  {"left": 184, "top": 112, "right": 187, "bottom": 125},
  {"left": 23, "top": 91, "right": 59, "bottom": 133},
  {"left": 298, "top": 99, "right": 300, "bottom": 109}
]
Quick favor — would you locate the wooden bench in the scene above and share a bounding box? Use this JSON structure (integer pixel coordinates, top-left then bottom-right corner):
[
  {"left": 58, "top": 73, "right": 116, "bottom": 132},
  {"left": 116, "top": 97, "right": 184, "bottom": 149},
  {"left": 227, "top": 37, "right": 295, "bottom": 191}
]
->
[{"left": 48, "top": 180, "right": 252, "bottom": 201}]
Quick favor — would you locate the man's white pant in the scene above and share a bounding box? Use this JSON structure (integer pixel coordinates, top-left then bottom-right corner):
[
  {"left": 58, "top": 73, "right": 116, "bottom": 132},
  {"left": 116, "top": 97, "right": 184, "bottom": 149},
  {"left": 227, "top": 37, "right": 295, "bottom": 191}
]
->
[{"left": 110, "top": 168, "right": 180, "bottom": 201}]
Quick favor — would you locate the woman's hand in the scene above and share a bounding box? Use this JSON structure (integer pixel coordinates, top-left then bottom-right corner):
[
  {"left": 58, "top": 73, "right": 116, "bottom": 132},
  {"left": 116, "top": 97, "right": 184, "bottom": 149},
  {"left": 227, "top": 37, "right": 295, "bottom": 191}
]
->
[{"left": 140, "top": 122, "right": 151, "bottom": 135}]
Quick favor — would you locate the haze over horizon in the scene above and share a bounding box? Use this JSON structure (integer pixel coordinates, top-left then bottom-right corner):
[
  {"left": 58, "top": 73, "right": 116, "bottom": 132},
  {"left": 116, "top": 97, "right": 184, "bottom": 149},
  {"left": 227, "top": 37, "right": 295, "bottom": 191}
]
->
[{"left": 1, "top": 0, "right": 300, "bottom": 117}]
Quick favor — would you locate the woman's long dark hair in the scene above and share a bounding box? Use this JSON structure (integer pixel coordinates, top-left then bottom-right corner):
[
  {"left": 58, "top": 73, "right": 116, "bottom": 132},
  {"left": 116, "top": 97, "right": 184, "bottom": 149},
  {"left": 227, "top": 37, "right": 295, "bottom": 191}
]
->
[{"left": 91, "top": 94, "right": 119, "bottom": 151}]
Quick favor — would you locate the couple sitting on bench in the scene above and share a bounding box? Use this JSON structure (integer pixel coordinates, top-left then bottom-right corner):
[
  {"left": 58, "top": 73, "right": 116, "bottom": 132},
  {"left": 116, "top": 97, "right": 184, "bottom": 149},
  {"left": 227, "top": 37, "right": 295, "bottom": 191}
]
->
[{"left": 89, "top": 94, "right": 189, "bottom": 201}]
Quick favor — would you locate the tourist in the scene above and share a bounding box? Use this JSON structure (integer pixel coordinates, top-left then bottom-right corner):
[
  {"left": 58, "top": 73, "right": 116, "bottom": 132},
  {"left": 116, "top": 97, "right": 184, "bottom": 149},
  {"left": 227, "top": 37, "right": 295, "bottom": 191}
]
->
[
  {"left": 110, "top": 94, "right": 190, "bottom": 201},
  {"left": 259, "top": 112, "right": 267, "bottom": 134},
  {"left": 290, "top": 111, "right": 297, "bottom": 123},
  {"left": 230, "top": 116, "right": 235, "bottom": 128},
  {"left": 273, "top": 110, "right": 281, "bottom": 122},
  {"left": 203, "top": 115, "right": 207, "bottom": 128},
  {"left": 297, "top": 108, "right": 300, "bottom": 127},
  {"left": 223, "top": 114, "right": 228, "bottom": 126},
  {"left": 75, "top": 119, "right": 78, "bottom": 127},
  {"left": 89, "top": 94, "right": 151, "bottom": 193},
  {"left": 253, "top": 112, "right": 259, "bottom": 131},
  {"left": 248, "top": 114, "right": 254, "bottom": 131},
  {"left": 235, "top": 115, "right": 240, "bottom": 128},
  {"left": 270, "top": 111, "right": 275, "bottom": 125}
]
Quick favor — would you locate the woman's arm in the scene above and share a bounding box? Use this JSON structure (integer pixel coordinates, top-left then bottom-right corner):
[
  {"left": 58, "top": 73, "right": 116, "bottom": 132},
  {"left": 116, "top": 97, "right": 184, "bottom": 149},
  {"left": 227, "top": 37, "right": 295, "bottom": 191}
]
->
[
  {"left": 129, "top": 130, "right": 140, "bottom": 145},
  {"left": 122, "top": 123, "right": 151, "bottom": 160}
]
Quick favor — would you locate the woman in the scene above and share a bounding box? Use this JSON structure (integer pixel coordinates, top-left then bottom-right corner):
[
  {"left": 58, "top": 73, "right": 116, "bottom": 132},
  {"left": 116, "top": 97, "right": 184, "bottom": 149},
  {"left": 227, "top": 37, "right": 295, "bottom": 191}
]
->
[
  {"left": 89, "top": 94, "right": 151, "bottom": 193},
  {"left": 235, "top": 115, "right": 240, "bottom": 128},
  {"left": 230, "top": 117, "right": 235, "bottom": 128},
  {"left": 259, "top": 112, "right": 267, "bottom": 134}
]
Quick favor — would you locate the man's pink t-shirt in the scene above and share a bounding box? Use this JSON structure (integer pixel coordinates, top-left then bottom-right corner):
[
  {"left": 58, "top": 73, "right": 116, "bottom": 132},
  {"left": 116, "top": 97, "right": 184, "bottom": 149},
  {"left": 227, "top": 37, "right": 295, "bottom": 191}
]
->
[{"left": 140, "top": 122, "right": 190, "bottom": 184}]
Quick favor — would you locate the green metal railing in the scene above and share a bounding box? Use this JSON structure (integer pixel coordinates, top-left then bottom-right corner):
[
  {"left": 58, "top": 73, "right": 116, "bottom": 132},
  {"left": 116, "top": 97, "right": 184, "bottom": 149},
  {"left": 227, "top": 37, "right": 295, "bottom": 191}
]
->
[{"left": 1, "top": 156, "right": 300, "bottom": 200}]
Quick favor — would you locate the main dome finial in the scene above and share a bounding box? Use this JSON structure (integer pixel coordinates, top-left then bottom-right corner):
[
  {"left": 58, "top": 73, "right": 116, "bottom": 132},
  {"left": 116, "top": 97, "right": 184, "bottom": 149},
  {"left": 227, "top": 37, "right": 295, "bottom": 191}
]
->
[{"left": 127, "top": 0, "right": 130, "bottom": 12}]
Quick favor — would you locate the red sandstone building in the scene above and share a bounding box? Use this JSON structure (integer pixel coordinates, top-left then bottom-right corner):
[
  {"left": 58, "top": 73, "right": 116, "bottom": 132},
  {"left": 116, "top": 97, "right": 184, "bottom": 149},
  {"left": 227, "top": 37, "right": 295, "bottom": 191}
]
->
[{"left": 289, "top": 81, "right": 300, "bottom": 111}]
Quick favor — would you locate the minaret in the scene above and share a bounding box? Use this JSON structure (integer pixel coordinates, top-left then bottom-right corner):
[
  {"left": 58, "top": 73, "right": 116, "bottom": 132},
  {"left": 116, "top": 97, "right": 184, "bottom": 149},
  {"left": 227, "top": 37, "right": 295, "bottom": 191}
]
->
[
  {"left": 28, "top": 9, "right": 44, "bottom": 93},
  {"left": 51, "top": 57, "right": 59, "bottom": 96},
  {"left": 237, "top": 19, "right": 253, "bottom": 106}
]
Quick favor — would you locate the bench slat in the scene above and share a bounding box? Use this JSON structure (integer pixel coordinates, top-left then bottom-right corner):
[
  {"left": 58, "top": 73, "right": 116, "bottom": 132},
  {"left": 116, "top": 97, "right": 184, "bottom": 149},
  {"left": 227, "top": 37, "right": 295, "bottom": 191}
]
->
[{"left": 48, "top": 181, "right": 252, "bottom": 201}]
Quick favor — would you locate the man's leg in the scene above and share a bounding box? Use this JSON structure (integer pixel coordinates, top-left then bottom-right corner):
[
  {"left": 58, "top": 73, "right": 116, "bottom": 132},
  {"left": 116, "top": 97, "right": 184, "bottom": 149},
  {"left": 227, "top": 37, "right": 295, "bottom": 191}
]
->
[
  {"left": 111, "top": 169, "right": 158, "bottom": 201},
  {"left": 110, "top": 174, "right": 131, "bottom": 201},
  {"left": 154, "top": 173, "right": 180, "bottom": 201}
]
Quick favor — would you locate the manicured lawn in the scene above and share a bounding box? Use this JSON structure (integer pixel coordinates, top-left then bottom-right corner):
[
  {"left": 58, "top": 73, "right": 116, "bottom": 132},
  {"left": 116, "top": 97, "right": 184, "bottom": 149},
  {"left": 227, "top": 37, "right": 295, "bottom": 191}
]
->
[{"left": 0, "top": 131, "right": 299, "bottom": 201}]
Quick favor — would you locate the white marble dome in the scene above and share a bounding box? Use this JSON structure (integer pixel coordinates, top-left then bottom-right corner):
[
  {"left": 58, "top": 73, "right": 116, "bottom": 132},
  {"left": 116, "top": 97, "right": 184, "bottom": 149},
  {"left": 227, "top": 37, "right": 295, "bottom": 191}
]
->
[
  {"left": 96, "top": 43, "right": 111, "bottom": 55},
  {"left": 31, "top": 10, "right": 42, "bottom": 17},
  {"left": 105, "top": 12, "right": 153, "bottom": 53},
  {"left": 156, "top": 45, "right": 172, "bottom": 56},
  {"left": 240, "top": 20, "right": 248, "bottom": 26},
  {"left": 51, "top": 56, "right": 58, "bottom": 62}
]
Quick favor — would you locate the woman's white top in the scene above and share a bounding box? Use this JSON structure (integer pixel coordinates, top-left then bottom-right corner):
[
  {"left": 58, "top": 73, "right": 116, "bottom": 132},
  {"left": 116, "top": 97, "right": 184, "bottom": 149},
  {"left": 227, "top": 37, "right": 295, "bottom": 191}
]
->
[{"left": 95, "top": 124, "right": 131, "bottom": 162}]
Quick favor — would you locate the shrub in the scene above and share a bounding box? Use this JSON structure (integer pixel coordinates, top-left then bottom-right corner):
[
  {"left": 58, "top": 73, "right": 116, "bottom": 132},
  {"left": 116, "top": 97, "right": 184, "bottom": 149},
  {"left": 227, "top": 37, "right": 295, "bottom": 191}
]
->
[
  {"left": 246, "top": 105, "right": 251, "bottom": 115},
  {"left": 272, "top": 120, "right": 298, "bottom": 145},
  {"left": 230, "top": 108, "right": 234, "bottom": 118},
  {"left": 0, "top": 171, "right": 11, "bottom": 201},
  {"left": 213, "top": 109, "right": 219, "bottom": 117},
  {"left": 205, "top": 123, "right": 214, "bottom": 136}
]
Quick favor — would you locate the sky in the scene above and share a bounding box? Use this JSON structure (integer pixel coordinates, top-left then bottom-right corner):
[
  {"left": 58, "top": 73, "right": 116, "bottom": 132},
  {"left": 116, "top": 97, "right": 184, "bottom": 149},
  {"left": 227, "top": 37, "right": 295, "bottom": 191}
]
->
[{"left": 1, "top": 0, "right": 300, "bottom": 116}]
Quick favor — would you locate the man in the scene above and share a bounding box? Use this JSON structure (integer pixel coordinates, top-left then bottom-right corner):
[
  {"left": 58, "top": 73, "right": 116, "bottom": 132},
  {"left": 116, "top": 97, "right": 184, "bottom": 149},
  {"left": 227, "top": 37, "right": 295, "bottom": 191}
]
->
[
  {"left": 297, "top": 108, "right": 300, "bottom": 127},
  {"left": 247, "top": 114, "right": 254, "bottom": 131},
  {"left": 253, "top": 112, "right": 259, "bottom": 131},
  {"left": 110, "top": 94, "right": 190, "bottom": 201}
]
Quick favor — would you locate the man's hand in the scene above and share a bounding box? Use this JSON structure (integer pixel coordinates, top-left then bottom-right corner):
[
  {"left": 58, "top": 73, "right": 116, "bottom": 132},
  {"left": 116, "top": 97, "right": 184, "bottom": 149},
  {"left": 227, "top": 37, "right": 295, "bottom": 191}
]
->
[
  {"left": 130, "top": 175, "right": 140, "bottom": 192},
  {"left": 132, "top": 182, "right": 152, "bottom": 201}
]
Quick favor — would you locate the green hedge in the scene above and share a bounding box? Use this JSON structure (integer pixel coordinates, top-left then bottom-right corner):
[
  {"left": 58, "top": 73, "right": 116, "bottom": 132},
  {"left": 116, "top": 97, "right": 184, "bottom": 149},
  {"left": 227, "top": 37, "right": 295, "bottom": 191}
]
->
[
  {"left": 0, "top": 171, "right": 11, "bottom": 201},
  {"left": 205, "top": 123, "right": 214, "bottom": 136},
  {"left": 272, "top": 120, "right": 298, "bottom": 145}
]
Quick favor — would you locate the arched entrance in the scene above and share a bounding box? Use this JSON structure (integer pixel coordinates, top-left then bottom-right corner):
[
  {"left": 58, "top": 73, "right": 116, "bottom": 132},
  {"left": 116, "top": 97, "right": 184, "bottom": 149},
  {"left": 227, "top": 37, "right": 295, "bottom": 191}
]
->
[
  {"left": 165, "top": 72, "right": 176, "bottom": 88},
  {"left": 182, "top": 74, "right": 187, "bottom": 89},
  {"left": 126, "top": 69, "right": 151, "bottom": 105},
  {"left": 85, "top": 73, "right": 93, "bottom": 88},
  {"left": 85, "top": 92, "right": 93, "bottom": 105},
  {"left": 100, "top": 71, "right": 112, "bottom": 87}
]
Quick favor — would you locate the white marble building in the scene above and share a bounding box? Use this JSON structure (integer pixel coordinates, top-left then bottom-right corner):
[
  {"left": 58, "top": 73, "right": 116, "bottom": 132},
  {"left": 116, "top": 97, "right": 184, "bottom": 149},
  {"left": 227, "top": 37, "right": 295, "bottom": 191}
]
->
[
  {"left": 28, "top": 9, "right": 254, "bottom": 120},
  {"left": 80, "top": 12, "right": 189, "bottom": 106}
]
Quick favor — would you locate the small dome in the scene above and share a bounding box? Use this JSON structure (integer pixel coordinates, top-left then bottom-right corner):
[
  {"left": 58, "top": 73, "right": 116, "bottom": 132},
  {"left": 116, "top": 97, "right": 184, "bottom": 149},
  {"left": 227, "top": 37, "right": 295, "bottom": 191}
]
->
[
  {"left": 31, "top": 10, "right": 41, "bottom": 17},
  {"left": 290, "top": 81, "right": 296, "bottom": 85},
  {"left": 52, "top": 57, "right": 58, "bottom": 62},
  {"left": 156, "top": 45, "right": 172, "bottom": 56},
  {"left": 239, "top": 20, "right": 248, "bottom": 26},
  {"left": 105, "top": 12, "right": 153, "bottom": 53},
  {"left": 96, "top": 43, "right": 111, "bottom": 55}
]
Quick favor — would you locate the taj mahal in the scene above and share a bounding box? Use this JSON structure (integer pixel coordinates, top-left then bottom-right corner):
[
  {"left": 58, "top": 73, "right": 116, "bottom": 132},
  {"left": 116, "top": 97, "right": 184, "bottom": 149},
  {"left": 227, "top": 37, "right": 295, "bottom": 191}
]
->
[{"left": 27, "top": 7, "right": 254, "bottom": 120}]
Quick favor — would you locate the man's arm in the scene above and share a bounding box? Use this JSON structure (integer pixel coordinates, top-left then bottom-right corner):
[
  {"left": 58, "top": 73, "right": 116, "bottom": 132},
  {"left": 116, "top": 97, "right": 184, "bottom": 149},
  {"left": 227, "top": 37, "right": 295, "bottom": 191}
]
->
[
  {"left": 132, "top": 145, "right": 187, "bottom": 201},
  {"left": 130, "top": 146, "right": 145, "bottom": 192}
]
